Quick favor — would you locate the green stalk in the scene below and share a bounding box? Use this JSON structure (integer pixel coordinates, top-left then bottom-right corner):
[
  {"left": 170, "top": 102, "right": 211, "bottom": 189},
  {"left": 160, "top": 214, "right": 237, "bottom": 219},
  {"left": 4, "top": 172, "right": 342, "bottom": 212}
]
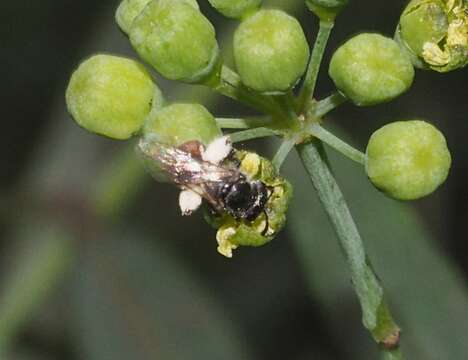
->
[
  {"left": 229, "top": 127, "right": 280, "bottom": 143},
  {"left": 313, "top": 91, "right": 347, "bottom": 118},
  {"left": 307, "top": 123, "right": 366, "bottom": 165},
  {"left": 213, "top": 66, "right": 285, "bottom": 118},
  {"left": 296, "top": 140, "right": 402, "bottom": 358},
  {"left": 294, "top": 18, "right": 403, "bottom": 356},
  {"left": 216, "top": 116, "right": 272, "bottom": 129},
  {"left": 298, "top": 21, "right": 334, "bottom": 111},
  {"left": 272, "top": 137, "right": 296, "bottom": 171}
]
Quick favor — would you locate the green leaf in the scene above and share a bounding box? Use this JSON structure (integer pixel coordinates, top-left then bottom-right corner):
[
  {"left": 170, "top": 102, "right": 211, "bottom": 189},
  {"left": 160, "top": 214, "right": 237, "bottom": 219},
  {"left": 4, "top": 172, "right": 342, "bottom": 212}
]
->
[
  {"left": 69, "top": 230, "right": 253, "bottom": 360},
  {"left": 0, "top": 220, "right": 74, "bottom": 354}
]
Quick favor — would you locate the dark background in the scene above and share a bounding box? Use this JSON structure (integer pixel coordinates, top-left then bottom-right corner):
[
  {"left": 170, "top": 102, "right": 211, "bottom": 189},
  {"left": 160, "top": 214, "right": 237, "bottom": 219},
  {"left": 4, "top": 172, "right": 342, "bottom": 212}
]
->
[{"left": 1, "top": 1, "right": 467, "bottom": 359}]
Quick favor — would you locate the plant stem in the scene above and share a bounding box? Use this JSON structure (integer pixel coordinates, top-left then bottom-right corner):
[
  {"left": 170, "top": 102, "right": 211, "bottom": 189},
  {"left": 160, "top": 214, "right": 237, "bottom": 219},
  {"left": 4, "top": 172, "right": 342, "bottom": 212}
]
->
[
  {"left": 298, "top": 21, "right": 334, "bottom": 111},
  {"left": 272, "top": 137, "right": 296, "bottom": 171},
  {"left": 229, "top": 127, "right": 280, "bottom": 143},
  {"left": 215, "top": 116, "right": 272, "bottom": 129},
  {"left": 296, "top": 140, "right": 402, "bottom": 356},
  {"left": 313, "top": 91, "right": 347, "bottom": 118},
  {"left": 307, "top": 123, "right": 366, "bottom": 165},
  {"left": 213, "top": 66, "right": 285, "bottom": 118}
]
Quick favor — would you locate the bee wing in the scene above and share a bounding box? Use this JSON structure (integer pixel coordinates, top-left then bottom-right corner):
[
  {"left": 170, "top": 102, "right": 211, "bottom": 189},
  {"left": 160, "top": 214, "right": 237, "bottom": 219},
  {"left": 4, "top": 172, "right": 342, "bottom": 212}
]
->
[
  {"left": 137, "top": 136, "right": 238, "bottom": 186},
  {"left": 137, "top": 136, "right": 179, "bottom": 183}
]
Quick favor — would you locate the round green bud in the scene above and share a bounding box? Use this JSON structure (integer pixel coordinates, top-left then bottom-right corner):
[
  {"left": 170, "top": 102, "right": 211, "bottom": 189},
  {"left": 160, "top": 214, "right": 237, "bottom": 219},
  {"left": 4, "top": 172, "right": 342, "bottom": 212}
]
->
[
  {"left": 66, "top": 54, "right": 159, "bottom": 140},
  {"left": 116, "top": 0, "right": 199, "bottom": 34},
  {"left": 329, "top": 33, "right": 415, "bottom": 106},
  {"left": 143, "top": 103, "right": 221, "bottom": 146},
  {"left": 208, "top": 0, "right": 262, "bottom": 19},
  {"left": 115, "top": 0, "right": 152, "bottom": 34},
  {"left": 204, "top": 151, "right": 293, "bottom": 257},
  {"left": 365, "top": 120, "right": 451, "bottom": 200},
  {"left": 305, "top": 0, "right": 348, "bottom": 21},
  {"left": 129, "top": 0, "right": 220, "bottom": 84},
  {"left": 396, "top": 0, "right": 467, "bottom": 72},
  {"left": 233, "top": 9, "right": 310, "bottom": 94}
]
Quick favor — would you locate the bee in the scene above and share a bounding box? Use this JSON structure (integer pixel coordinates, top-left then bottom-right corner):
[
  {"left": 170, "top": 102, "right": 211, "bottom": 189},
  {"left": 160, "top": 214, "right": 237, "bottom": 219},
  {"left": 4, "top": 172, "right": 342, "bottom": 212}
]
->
[{"left": 137, "top": 135, "right": 270, "bottom": 228}]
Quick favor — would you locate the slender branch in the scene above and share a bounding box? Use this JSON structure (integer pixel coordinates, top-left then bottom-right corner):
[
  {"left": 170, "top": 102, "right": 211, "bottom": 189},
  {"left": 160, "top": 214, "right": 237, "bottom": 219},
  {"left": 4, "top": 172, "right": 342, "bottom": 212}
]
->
[
  {"left": 215, "top": 116, "right": 272, "bottom": 129},
  {"left": 212, "top": 66, "right": 285, "bottom": 118},
  {"left": 272, "top": 137, "right": 296, "bottom": 171},
  {"left": 298, "top": 21, "right": 334, "bottom": 111},
  {"left": 307, "top": 123, "right": 366, "bottom": 165},
  {"left": 296, "top": 140, "right": 402, "bottom": 357},
  {"left": 229, "top": 127, "right": 280, "bottom": 143},
  {"left": 313, "top": 91, "right": 347, "bottom": 118}
]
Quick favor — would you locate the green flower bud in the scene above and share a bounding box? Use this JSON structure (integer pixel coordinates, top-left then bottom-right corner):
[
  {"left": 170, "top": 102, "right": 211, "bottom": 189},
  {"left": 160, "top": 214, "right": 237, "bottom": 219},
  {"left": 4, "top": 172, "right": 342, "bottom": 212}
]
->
[
  {"left": 305, "top": 0, "right": 348, "bottom": 21},
  {"left": 116, "top": 0, "right": 199, "bottom": 34},
  {"left": 143, "top": 103, "right": 222, "bottom": 146},
  {"left": 396, "top": 0, "right": 467, "bottom": 72},
  {"left": 208, "top": 0, "right": 262, "bottom": 19},
  {"left": 116, "top": 0, "right": 152, "bottom": 34},
  {"left": 365, "top": 120, "right": 451, "bottom": 200},
  {"left": 204, "top": 151, "right": 293, "bottom": 258},
  {"left": 129, "top": 0, "right": 220, "bottom": 83},
  {"left": 329, "top": 33, "right": 415, "bottom": 106},
  {"left": 233, "top": 9, "right": 310, "bottom": 94},
  {"left": 66, "top": 54, "right": 159, "bottom": 140}
]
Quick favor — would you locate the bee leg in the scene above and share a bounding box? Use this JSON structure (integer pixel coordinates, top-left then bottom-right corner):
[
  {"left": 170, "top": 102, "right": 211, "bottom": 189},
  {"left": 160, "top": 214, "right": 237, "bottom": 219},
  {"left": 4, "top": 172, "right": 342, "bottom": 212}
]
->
[{"left": 179, "top": 189, "right": 202, "bottom": 216}]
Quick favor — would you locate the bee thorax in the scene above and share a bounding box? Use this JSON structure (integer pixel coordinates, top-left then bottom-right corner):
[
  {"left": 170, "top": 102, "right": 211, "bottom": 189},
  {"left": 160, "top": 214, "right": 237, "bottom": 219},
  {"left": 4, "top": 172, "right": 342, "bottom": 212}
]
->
[{"left": 221, "top": 180, "right": 268, "bottom": 221}]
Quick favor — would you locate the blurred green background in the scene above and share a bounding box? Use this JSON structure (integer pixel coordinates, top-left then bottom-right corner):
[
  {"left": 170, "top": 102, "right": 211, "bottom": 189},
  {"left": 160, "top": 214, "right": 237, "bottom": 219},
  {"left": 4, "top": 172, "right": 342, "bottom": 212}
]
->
[{"left": 1, "top": 0, "right": 467, "bottom": 359}]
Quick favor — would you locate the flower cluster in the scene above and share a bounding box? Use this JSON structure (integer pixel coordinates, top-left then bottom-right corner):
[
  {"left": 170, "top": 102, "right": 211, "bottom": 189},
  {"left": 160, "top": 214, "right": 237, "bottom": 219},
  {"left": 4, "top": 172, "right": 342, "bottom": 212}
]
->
[{"left": 65, "top": 0, "right": 463, "bottom": 256}]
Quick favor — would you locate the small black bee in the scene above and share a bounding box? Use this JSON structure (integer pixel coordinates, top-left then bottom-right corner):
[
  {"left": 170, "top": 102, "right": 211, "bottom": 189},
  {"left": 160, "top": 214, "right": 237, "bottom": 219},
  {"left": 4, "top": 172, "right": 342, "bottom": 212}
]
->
[{"left": 138, "top": 135, "right": 270, "bottom": 226}]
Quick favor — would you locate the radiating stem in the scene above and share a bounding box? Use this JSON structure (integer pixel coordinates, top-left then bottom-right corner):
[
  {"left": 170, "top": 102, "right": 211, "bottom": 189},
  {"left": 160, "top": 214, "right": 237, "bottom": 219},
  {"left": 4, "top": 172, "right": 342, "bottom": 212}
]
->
[
  {"left": 272, "top": 137, "right": 296, "bottom": 171},
  {"left": 229, "top": 127, "right": 280, "bottom": 143},
  {"left": 308, "top": 123, "right": 366, "bottom": 165},
  {"left": 213, "top": 66, "right": 285, "bottom": 118},
  {"left": 216, "top": 116, "right": 272, "bottom": 129},
  {"left": 313, "top": 91, "right": 347, "bottom": 118},
  {"left": 298, "top": 21, "right": 334, "bottom": 111},
  {"left": 296, "top": 140, "right": 402, "bottom": 357}
]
